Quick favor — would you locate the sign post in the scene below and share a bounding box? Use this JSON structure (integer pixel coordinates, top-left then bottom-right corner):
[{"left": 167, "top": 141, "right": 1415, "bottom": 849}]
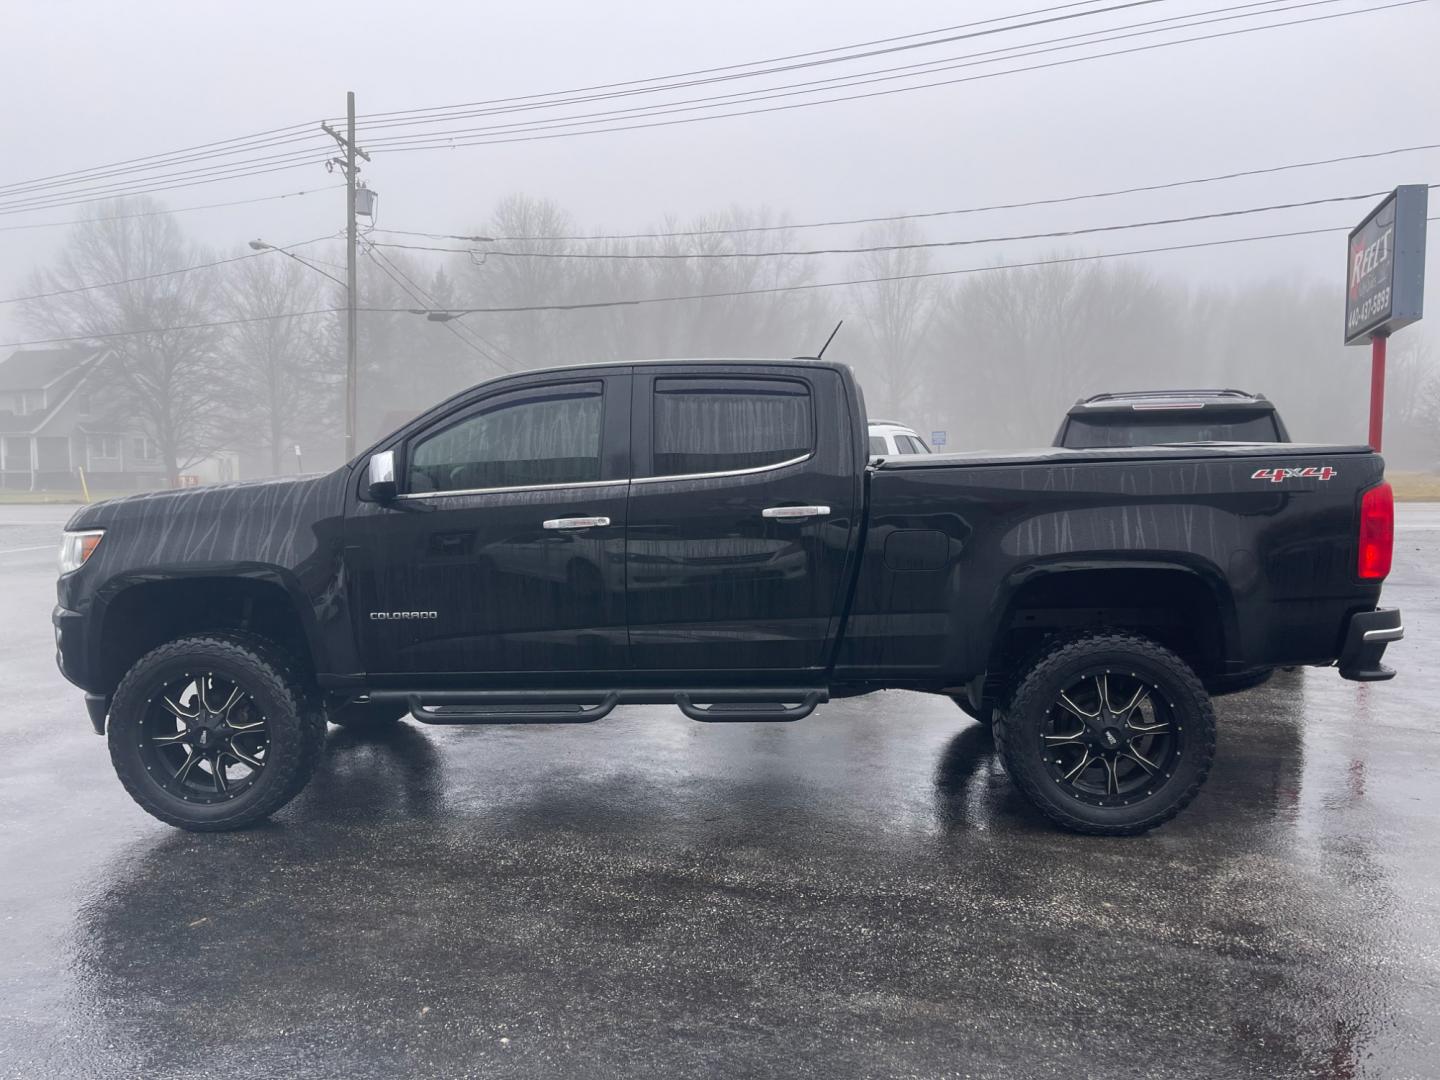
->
[{"left": 1344, "top": 185, "right": 1428, "bottom": 451}]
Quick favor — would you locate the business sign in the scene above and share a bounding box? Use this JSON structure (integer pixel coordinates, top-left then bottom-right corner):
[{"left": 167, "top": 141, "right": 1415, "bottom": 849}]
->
[
  {"left": 930, "top": 430, "right": 947, "bottom": 447},
  {"left": 1344, "top": 185, "right": 1428, "bottom": 345}
]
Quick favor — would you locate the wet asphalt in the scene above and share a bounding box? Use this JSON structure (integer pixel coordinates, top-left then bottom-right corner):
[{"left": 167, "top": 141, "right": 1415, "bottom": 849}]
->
[{"left": 1, "top": 503, "right": 1438, "bottom": 1080}]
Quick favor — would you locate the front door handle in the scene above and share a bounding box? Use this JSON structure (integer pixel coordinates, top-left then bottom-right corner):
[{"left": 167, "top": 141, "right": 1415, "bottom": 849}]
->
[
  {"left": 762, "top": 505, "right": 830, "bottom": 520},
  {"left": 543, "top": 516, "right": 611, "bottom": 530}
]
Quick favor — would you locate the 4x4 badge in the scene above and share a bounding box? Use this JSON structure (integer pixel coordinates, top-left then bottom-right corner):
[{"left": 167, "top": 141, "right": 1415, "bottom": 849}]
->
[{"left": 1251, "top": 466, "right": 1337, "bottom": 483}]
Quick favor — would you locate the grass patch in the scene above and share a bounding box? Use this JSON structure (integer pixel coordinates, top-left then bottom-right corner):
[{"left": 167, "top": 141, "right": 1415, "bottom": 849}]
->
[
  {"left": 1389, "top": 472, "right": 1440, "bottom": 502},
  {"left": 0, "top": 491, "right": 86, "bottom": 505}
]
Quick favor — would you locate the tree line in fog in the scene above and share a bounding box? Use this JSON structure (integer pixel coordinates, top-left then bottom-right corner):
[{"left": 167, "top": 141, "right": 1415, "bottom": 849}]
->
[{"left": 20, "top": 194, "right": 1439, "bottom": 482}]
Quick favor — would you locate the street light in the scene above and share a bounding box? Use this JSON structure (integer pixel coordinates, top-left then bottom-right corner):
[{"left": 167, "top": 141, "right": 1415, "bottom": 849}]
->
[{"left": 248, "top": 239, "right": 347, "bottom": 288}]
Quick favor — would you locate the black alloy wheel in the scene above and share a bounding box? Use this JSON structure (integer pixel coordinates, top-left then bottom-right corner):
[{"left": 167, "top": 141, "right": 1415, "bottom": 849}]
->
[
  {"left": 136, "top": 671, "right": 271, "bottom": 804},
  {"left": 1040, "top": 671, "right": 1182, "bottom": 807}
]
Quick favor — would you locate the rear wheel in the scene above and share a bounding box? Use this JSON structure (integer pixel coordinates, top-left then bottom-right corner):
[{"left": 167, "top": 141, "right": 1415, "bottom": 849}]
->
[
  {"left": 995, "top": 631, "right": 1215, "bottom": 835},
  {"left": 108, "top": 634, "right": 325, "bottom": 832}
]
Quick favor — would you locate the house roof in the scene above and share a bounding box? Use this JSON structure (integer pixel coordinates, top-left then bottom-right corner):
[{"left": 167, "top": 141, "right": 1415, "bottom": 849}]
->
[
  {"left": 0, "top": 348, "right": 107, "bottom": 435},
  {"left": 0, "top": 347, "right": 101, "bottom": 392}
]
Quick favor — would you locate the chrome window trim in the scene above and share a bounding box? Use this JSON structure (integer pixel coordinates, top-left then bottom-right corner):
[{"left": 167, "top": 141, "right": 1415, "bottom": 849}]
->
[
  {"left": 630, "top": 452, "right": 812, "bottom": 486},
  {"left": 396, "top": 478, "right": 627, "bottom": 500}
]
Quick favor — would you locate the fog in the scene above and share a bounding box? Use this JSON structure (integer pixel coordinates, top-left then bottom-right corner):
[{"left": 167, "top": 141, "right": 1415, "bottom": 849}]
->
[{"left": 3, "top": 0, "right": 1438, "bottom": 480}]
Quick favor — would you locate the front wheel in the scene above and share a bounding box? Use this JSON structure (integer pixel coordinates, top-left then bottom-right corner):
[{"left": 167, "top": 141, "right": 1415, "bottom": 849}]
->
[
  {"left": 994, "top": 632, "right": 1216, "bottom": 836},
  {"left": 107, "top": 634, "right": 325, "bottom": 831}
]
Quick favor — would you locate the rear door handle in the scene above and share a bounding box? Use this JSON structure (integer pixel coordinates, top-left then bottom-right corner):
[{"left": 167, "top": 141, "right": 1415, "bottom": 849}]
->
[
  {"left": 762, "top": 505, "right": 830, "bottom": 520},
  {"left": 543, "top": 516, "right": 611, "bottom": 530}
]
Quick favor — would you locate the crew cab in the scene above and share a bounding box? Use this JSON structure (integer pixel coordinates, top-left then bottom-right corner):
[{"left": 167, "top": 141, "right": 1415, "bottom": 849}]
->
[
  {"left": 54, "top": 359, "right": 1401, "bottom": 836},
  {"left": 1055, "top": 389, "right": 1290, "bottom": 448}
]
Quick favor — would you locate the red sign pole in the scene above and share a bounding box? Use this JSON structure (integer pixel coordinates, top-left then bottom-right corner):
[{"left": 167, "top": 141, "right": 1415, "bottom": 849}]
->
[{"left": 1368, "top": 333, "right": 1387, "bottom": 451}]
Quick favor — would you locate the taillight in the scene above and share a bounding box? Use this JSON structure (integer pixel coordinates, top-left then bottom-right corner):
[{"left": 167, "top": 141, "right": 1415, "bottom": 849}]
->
[{"left": 1357, "top": 482, "right": 1393, "bottom": 580}]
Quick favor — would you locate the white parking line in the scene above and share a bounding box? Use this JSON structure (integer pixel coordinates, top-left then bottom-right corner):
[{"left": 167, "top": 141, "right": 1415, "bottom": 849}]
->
[{"left": 0, "top": 545, "right": 55, "bottom": 556}]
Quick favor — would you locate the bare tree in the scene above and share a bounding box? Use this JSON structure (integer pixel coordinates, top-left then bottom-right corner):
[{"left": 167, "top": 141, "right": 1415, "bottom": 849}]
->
[
  {"left": 222, "top": 254, "right": 335, "bottom": 475},
  {"left": 846, "top": 221, "right": 937, "bottom": 418},
  {"left": 22, "top": 198, "right": 227, "bottom": 485}
]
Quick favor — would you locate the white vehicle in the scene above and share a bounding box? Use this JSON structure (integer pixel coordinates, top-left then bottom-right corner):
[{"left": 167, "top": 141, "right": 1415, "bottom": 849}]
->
[{"left": 867, "top": 419, "right": 932, "bottom": 458}]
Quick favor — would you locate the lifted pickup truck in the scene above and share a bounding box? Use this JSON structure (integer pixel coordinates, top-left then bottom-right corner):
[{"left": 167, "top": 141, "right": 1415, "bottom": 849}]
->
[{"left": 54, "top": 359, "right": 1402, "bottom": 835}]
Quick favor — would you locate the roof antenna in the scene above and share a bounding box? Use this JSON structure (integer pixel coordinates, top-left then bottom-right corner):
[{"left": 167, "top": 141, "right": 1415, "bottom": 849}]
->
[{"left": 815, "top": 320, "right": 844, "bottom": 359}]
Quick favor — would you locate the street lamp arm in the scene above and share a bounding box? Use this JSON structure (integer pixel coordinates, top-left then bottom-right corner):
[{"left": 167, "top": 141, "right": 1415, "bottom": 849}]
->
[{"left": 249, "top": 239, "right": 348, "bottom": 289}]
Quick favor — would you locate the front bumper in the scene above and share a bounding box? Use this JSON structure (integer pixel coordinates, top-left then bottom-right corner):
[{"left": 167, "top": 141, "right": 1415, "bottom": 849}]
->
[
  {"left": 54, "top": 605, "right": 108, "bottom": 734},
  {"left": 1337, "top": 606, "right": 1403, "bottom": 682}
]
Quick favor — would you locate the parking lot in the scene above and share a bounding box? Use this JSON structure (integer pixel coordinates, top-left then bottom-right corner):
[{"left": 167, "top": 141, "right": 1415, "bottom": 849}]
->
[{"left": 1, "top": 501, "right": 1437, "bottom": 1079}]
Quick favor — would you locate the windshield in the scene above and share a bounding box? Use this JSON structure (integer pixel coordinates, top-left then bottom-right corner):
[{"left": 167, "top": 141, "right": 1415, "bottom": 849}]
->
[{"left": 1062, "top": 411, "right": 1281, "bottom": 448}]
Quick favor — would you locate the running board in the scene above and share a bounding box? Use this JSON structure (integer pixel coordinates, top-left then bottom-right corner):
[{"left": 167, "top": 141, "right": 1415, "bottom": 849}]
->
[{"left": 368, "top": 688, "right": 828, "bottom": 725}]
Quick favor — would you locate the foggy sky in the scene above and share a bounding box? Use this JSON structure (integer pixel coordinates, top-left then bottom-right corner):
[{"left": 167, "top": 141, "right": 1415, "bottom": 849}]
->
[{"left": 3, "top": 0, "right": 1439, "bottom": 347}]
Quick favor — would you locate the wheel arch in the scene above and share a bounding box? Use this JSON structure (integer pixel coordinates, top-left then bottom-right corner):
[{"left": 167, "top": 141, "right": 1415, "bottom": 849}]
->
[
  {"left": 984, "top": 557, "right": 1239, "bottom": 681},
  {"left": 89, "top": 567, "right": 324, "bottom": 696}
]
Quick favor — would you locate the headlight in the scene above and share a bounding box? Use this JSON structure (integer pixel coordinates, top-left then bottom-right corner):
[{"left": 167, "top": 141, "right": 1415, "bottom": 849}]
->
[{"left": 58, "top": 529, "right": 104, "bottom": 575}]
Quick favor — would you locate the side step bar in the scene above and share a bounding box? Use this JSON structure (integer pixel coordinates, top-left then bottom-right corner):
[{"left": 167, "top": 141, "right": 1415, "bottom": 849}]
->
[{"left": 368, "top": 687, "right": 828, "bottom": 725}]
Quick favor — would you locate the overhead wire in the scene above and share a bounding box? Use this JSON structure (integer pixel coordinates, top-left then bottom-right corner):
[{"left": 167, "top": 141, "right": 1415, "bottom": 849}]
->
[
  {"left": 367, "top": 0, "right": 1423, "bottom": 154},
  {"left": 10, "top": 213, "right": 1436, "bottom": 349},
  {"left": 0, "top": 234, "right": 339, "bottom": 306},
  {"left": 357, "top": 0, "right": 1326, "bottom": 147},
  {"left": 363, "top": 188, "right": 1429, "bottom": 261},
  {"left": 0, "top": 186, "right": 343, "bottom": 233},
  {"left": 360, "top": 239, "right": 512, "bottom": 372},
  {"left": 359, "top": 215, "right": 1440, "bottom": 318}
]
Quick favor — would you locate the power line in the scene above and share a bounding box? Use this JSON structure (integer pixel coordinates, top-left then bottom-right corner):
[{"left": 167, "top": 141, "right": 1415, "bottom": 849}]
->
[
  {"left": 372, "top": 141, "right": 1439, "bottom": 245},
  {"left": 359, "top": 0, "right": 1314, "bottom": 148},
  {"left": 0, "top": 3, "right": 1164, "bottom": 206},
  {"left": 344, "top": 0, "right": 1161, "bottom": 127},
  {"left": 0, "top": 307, "right": 344, "bottom": 349},
  {"left": 0, "top": 186, "right": 342, "bottom": 234},
  {"left": 371, "top": 0, "right": 1422, "bottom": 155},
  {"left": 0, "top": 234, "right": 337, "bottom": 306},
  {"left": 0, "top": 120, "right": 322, "bottom": 198},
  {"left": 13, "top": 214, "right": 1436, "bottom": 348},
  {"left": 0, "top": 156, "right": 339, "bottom": 219},
  {"left": 353, "top": 0, "right": 1181, "bottom": 138},
  {"left": 365, "top": 188, "right": 1424, "bottom": 261},
  {"left": 361, "top": 240, "right": 511, "bottom": 372},
  {"left": 0, "top": 150, "right": 338, "bottom": 217},
  {"left": 362, "top": 215, "right": 1440, "bottom": 319}
]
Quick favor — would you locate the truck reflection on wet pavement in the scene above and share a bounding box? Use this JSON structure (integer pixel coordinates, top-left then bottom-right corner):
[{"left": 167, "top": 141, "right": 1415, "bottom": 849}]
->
[{"left": 1, "top": 503, "right": 1437, "bottom": 1079}]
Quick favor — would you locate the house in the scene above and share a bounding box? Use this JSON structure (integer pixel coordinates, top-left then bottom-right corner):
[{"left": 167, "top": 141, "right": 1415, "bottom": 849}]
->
[{"left": 0, "top": 347, "right": 168, "bottom": 492}]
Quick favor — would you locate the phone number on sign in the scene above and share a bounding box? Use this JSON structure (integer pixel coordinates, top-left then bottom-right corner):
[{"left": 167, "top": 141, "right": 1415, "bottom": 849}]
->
[{"left": 1348, "top": 286, "right": 1391, "bottom": 331}]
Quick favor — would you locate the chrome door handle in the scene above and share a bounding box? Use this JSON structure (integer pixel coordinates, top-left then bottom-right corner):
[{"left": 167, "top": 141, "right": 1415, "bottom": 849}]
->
[
  {"left": 762, "top": 505, "right": 830, "bottom": 520},
  {"left": 543, "top": 516, "right": 611, "bottom": 530}
]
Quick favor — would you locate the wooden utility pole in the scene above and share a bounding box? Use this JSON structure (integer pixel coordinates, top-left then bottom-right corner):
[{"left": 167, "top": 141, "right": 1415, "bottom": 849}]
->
[{"left": 322, "top": 92, "right": 370, "bottom": 459}]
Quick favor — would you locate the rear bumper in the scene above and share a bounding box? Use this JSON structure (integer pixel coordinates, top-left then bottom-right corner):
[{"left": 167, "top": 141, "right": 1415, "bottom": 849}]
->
[{"left": 1337, "top": 607, "right": 1403, "bottom": 682}]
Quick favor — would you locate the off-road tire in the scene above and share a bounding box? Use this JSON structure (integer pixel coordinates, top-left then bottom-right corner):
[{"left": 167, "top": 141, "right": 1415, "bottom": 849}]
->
[
  {"left": 108, "top": 633, "right": 325, "bottom": 831},
  {"left": 994, "top": 631, "right": 1216, "bottom": 836}
]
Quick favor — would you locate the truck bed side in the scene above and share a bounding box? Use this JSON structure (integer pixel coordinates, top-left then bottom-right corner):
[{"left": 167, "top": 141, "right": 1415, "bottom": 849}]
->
[{"left": 833, "top": 443, "right": 1385, "bottom": 688}]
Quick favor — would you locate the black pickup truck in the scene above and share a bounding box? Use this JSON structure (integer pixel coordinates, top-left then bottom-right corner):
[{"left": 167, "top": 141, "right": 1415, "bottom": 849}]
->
[{"left": 53, "top": 359, "right": 1402, "bottom": 835}]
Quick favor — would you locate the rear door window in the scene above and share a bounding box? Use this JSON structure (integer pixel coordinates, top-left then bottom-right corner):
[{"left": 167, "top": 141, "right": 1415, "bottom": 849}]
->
[
  {"left": 650, "top": 376, "right": 813, "bottom": 477},
  {"left": 868, "top": 436, "right": 888, "bottom": 456}
]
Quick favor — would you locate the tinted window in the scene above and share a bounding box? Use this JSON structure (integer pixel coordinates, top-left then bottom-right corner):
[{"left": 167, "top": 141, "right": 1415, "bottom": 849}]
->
[
  {"left": 409, "top": 383, "right": 602, "bottom": 492},
  {"left": 896, "top": 435, "right": 932, "bottom": 454},
  {"left": 868, "top": 435, "right": 888, "bottom": 456},
  {"left": 651, "top": 376, "right": 812, "bottom": 476},
  {"left": 1062, "top": 411, "right": 1280, "bottom": 448}
]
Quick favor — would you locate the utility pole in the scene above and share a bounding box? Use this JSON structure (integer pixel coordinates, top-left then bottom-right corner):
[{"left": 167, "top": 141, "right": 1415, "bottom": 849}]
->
[{"left": 322, "top": 92, "right": 370, "bottom": 459}]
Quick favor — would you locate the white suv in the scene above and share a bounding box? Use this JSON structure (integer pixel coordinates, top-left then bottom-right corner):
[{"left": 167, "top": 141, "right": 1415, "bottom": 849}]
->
[{"left": 868, "top": 419, "right": 932, "bottom": 458}]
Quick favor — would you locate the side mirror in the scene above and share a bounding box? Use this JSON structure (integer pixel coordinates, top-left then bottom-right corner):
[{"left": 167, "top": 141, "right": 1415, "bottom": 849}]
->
[{"left": 367, "top": 450, "right": 397, "bottom": 502}]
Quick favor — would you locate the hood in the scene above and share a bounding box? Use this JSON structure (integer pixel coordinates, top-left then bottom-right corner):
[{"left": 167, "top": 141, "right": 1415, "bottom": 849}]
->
[{"left": 65, "top": 474, "right": 330, "bottom": 531}]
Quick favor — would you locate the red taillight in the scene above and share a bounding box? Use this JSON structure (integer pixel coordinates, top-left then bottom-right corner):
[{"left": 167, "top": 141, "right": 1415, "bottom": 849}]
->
[{"left": 1358, "top": 482, "right": 1394, "bottom": 580}]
